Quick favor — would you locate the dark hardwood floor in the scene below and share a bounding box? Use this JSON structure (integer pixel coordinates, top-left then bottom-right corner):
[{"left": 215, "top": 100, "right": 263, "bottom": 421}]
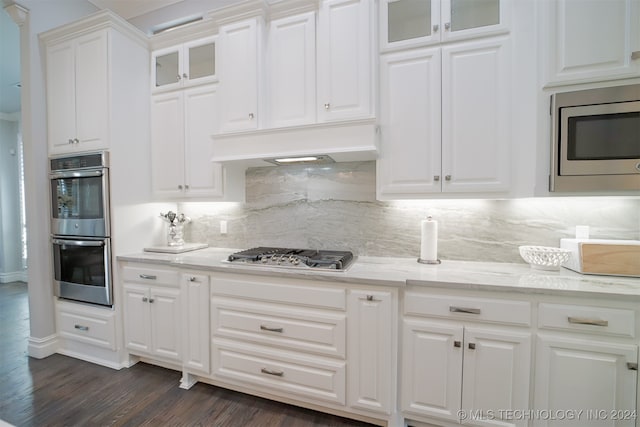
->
[{"left": 0, "top": 282, "right": 374, "bottom": 427}]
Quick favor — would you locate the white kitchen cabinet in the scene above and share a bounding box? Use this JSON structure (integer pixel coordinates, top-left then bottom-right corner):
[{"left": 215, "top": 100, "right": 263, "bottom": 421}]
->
[
  {"left": 317, "top": 0, "right": 373, "bottom": 122},
  {"left": 46, "top": 29, "right": 109, "bottom": 154},
  {"left": 402, "top": 290, "right": 532, "bottom": 427},
  {"left": 218, "top": 17, "right": 264, "bottom": 132},
  {"left": 151, "top": 84, "right": 228, "bottom": 199},
  {"left": 181, "top": 273, "right": 210, "bottom": 377},
  {"left": 122, "top": 265, "right": 181, "bottom": 362},
  {"left": 541, "top": 0, "right": 640, "bottom": 86},
  {"left": 534, "top": 303, "right": 638, "bottom": 427},
  {"left": 152, "top": 36, "right": 216, "bottom": 92},
  {"left": 267, "top": 11, "right": 317, "bottom": 127},
  {"left": 378, "top": 36, "right": 511, "bottom": 198},
  {"left": 380, "top": 0, "right": 510, "bottom": 52},
  {"left": 347, "top": 289, "right": 396, "bottom": 415}
]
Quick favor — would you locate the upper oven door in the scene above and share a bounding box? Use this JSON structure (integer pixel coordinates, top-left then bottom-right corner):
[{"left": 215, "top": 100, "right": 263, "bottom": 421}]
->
[
  {"left": 560, "top": 101, "right": 640, "bottom": 176},
  {"left": 50, "top": 168, "right": 110, "bottom": 237}
]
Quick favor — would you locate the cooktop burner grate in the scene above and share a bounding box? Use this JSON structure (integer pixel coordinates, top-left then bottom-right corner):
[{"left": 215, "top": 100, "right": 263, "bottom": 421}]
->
[{"left": 228, "top": 247, "right": 354, "bottom": 270}]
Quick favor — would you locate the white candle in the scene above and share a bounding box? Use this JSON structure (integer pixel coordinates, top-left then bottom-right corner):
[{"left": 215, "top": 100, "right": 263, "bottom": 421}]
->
[{"left": 420, "top": 216, "right": 438, "bottom": 261}]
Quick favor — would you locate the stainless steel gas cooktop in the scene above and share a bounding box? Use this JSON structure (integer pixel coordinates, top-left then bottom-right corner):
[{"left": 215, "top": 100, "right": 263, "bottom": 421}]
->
[{"left": 227, "top": 247, "right": 354, "bottom": 271}]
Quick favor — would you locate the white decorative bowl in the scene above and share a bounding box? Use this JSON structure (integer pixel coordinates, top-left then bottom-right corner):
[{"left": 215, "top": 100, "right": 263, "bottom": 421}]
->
[{"left": 518, "top": 246, "right": 571, "bottom": 271}]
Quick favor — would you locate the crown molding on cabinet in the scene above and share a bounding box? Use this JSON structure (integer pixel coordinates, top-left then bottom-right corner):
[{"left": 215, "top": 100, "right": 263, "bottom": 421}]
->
[
  {"left": 207, "top": 0, "right": 269, "bottom": 27},
  {"left": 39, "top": 9, "right": 148, "bottom": 48}
]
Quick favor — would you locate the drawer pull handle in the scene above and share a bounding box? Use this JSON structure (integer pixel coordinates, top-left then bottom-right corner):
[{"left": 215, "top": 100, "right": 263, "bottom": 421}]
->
[
  {"left": 74, "top": 325, "right": 89, "bottom": 331},
  {"left": 139, "top": 274, "right": 157, "bottom": 280},
  {"left": 260, "top": 325, "right": 284, "bottom": 333},
  {"left": 450, "top": 306, "right": 481, "bottom": 315},
  {"left": 628, "top": 362, "right": 638, "bottom": 371},
  {"left": 360, "top": 295, "right": 379, "bottom": 302},
  {"left": 468, "top": 342, "right": 476, "bottom": 350},
  {"left": 453, "top": 340, "right": 461, "bottom": 348},
  {"left": 568, "top": 317, "right": 608, "bottom": 327},
  {"left": 261, "top": 368, "right": 284, "bottom": 377}
]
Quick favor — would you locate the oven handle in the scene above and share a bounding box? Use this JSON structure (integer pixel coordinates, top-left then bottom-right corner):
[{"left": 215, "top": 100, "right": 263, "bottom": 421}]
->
[
  {"left": 52, "top": 238, "right": 105, "bottom": 247},
  {"left": 50, "top": 169, "right": 105, "bottom": 179}
]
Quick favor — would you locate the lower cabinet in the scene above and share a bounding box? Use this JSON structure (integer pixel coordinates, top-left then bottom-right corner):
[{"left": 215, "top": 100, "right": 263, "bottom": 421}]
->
[
  {"left": 122, "top": 264, "right": 181, "bottom": 362},
  {"left": 401, "top": 290, "right": 532, "bottom": 427},
  {"left": 533, "top": 302, "right": 638, "bottom": 427},
  {"left": 181, "top": 272, "right": 210, "bottom": 375}
]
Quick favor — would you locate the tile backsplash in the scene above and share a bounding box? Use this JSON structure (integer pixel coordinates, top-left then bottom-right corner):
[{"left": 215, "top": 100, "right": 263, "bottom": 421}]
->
[{"left": 181, "top": 162, "right": 639, "bottom": 263}]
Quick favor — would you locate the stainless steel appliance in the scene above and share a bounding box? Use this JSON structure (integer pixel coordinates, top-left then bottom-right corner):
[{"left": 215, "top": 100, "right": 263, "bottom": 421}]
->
[
  {"left": 49, "top": 152, "right": 113, "bottom": 306},
  {"left": 550, "top": 83, "right": 640, "bottom": 192},
  {"left": 227, "top": 247, "right": 355, "bottom": 271}
]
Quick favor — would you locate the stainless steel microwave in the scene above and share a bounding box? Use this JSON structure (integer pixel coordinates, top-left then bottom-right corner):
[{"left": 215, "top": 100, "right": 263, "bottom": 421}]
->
[{"left": 550, "top": 84, "right": 640, "bottom": 192}]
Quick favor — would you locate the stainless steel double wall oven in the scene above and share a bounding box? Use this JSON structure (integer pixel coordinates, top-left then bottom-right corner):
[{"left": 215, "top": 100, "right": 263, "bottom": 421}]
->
[{"left": 50, "top": 151, "right": 113, "bottom": 306}]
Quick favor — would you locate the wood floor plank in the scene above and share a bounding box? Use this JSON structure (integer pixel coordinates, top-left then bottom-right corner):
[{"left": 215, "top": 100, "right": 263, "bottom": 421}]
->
[{"left": 0, "top": 283, "right": 375, "bottom": 427}]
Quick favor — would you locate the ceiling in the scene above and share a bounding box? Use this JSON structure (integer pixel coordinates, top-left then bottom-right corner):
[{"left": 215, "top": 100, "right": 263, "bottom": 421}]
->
[{"left": 0, "top": 0, "right": 241, "bottom": 115}]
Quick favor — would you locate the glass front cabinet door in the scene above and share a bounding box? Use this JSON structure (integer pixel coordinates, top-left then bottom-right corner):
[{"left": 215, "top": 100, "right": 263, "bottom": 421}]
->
[
  {"left": 380, "top": 0, "right": 509, "bottom": 51},
  {"left": 152, "top": 36, "right": 216, "bottom": 91}
]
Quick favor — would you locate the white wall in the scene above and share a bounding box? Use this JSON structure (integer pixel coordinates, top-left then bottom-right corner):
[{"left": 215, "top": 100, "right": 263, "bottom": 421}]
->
[{"left": 0, "top": 115, "right": 23, "bottom": 282}]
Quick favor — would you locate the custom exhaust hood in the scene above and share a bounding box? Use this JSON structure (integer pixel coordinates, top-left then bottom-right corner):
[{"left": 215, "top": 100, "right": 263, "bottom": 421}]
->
[{"left": 210, "top": 118, "right": 379, "bottom": 168}]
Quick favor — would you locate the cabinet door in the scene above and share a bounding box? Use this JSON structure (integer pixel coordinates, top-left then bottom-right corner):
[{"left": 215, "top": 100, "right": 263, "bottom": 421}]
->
[
  {"left": 149, "top": 286, "right": 181, "bottom": 361},
  {"left": 181, "top": 273, "right": 210, "bottom": 374},
  {"left": 318, "top": 0, "right": 372, "bottom": 122},
  {"left": 544, "top": 0, "right": 640, "bottom": 85},
  {"left": 151, "top": 91, "right": 185, "bottom": 198},
  {"left": 74, "top": 29, "right": 109, "bottom": 150},
  {"left": 441, "top": 37, "right": 511, "bottom": 193},
  {"left": 123, "top": 283, "right": 151, "bottom": 353},
  {"left": 184, "top": 85, "right": 224, "bottom": 198},
  {"left": 380, "top": 0, "right": 440, "bottom": 51},
  {"left": 46, "top": 40, "right": 76, "bottom": 152},
  {"left": 402, "top": 319, "right": 463, "bottom": 422},
  {"left": 218, "top": 18, "right": 261, "bottom": 132},
  {"left": 462, "top": 327, "right": 532, "bottom": 427},
  {"left": 152, "top": 45, "right": 182, "bottom": 91},
  {"left": 184, "top": 37, "right": 217, "bottom": 86},
  {"left": 347, "top": 289, "right": 394, "bottom": 414},
  {"left": 440, "top": 0, "right": 509, "bottom": 42},
  {"left": 267, "top": 12, "right": 317, "bottom": 127},
  {"left": 378, "top": 48, "right": 442, "bottom": 198},
  {"left": 534, "top": 335, "right": 638, "bottom": 427}
]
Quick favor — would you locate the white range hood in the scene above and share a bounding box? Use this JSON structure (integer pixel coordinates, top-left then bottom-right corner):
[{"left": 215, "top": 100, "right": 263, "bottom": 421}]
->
[{"left": 211, "top": 118, "right": 378, "bottom": 168}]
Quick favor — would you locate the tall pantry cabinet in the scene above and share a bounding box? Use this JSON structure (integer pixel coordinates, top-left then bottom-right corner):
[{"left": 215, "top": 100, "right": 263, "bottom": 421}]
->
[{"left": 377, "top": 0, "right": 513, "bottom": 199}]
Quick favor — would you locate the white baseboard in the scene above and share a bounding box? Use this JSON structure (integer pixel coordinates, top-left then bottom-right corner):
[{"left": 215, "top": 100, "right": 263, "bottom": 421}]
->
[
  {"left": 28, "top": 334, "right": 58, "bottom": 359},
  {"left": 0, "top": 270, "right": 27, "bottom": 283}
]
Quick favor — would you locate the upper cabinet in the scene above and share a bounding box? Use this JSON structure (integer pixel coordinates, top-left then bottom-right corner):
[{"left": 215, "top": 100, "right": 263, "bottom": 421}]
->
[
  {"left": 46, "top": 30, "right": 109, "bottom": 154},
  {"left": 267, "top": 11, "right": 317, "bottom": 128},
  {"left": 541, "top": 0, "right": 640, "bottom": 86},
  {"left": 42, "top": 11, "right": 150, "bottom": 156},
  {"left": 152, "top": 36, "right": 217, "bottom": 92},
  {"left": 317, "top": 0, "right": 374, "bottom": 122},
  {"left": 217, "top": 17, "right": 264, "bottom": 133},
  {"left": 380, "top": 0, "right": 510, "bottom": 52}
]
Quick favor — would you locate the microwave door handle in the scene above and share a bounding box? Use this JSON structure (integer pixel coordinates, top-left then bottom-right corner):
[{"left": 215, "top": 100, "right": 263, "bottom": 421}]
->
[
  {"left": 50, "top": 169, "right": 104, "bottom": 179},
  {"left": 52, "top": 238, "right": 105, "bottom": 247}
]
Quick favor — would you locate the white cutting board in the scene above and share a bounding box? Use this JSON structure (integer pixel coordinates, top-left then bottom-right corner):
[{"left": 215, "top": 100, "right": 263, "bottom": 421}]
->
[{"left": 144, "top": 243, "right": 208, "bottom": 254}]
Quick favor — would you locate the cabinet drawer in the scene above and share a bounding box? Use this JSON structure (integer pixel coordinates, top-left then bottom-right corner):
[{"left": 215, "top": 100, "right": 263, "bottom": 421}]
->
[
  {"left": 538, "top": 303, "right": 636, "bottom": 338},
  {"left": 212, "top": 338, "right": 346, "bottom": 405},
  {"left": 211, "top": 274, "right": 346, "bottom": 310},
  {"left": 212, "top": 297, "right": 346, "bottom": 358},
  {"left": 405, "top": 292, "right": 531, "bottom": 326},
  {"left": 122, "top": 264, "right": 179, "bottom": 286},
  {"left": 57, "top": 305, "right": 116, "bottom": 350}
]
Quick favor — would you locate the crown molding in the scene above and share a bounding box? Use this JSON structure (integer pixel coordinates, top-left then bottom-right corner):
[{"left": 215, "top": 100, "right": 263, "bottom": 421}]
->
[{"left": 4, "top": 2, "right": 28, "bottom": 26}]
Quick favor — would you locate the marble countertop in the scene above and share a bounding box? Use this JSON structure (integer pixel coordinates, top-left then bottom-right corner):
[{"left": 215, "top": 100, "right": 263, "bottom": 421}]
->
[{"left": 117, "top": 247, "right": 640, "bottom": 299}]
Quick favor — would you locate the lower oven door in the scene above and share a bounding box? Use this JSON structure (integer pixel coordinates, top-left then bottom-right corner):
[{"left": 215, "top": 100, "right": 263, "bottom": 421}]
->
[{"left": 52, "top": 236, "right": 112, "bottom": 306}]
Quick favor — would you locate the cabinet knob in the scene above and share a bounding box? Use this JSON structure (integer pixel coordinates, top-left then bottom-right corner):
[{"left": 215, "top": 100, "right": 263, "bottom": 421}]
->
[
  {"left": 444, "top": 22, "right": 451, "bottom": 31},
  {"left": 249, "top": 113, "right": 255, "bottom": 119},
  {"left": 189, "top": 276, "right": 198, "bottom": 282},
  {"left": 433, "top": 24, "right": 439, "bottom": 33},
  {"left": 177, "top": 74, "right": 182, "bottom": 81},
  {"left": 142, "top": 297, "right": 148, "bottom": 302},
  {"left": 324, "top": 103, "right": 330, "bottom": 111},
  {"left": 148, "top": 298, "right": 155, "bottom": 303},
  {"left": 628, "top": 362, "right": 638, "bottom": 371},
  {"left": 445, "top": 175, "right": 452, "bottom": 181},
  {"left": 434, "top": 175, "right": 440, "bottom": 181},
  {"left": 468, "top": 343, "right": 476, "bottom": 350},
  {"left": 453, "top": 340, "right": 461, "bottom": 348},
  {"left": 178, "top": 185, "right": 183, "bottom": 190},
  {"left": 182, "top": 73, "right": 188, "bottom": 79},
  {"left": 68, "top": 138, "right": 74, "bottom": 144},
  {"left": 631, "top": 51, "right": 640, "bottom": 60},
  {"left": 74, "top": 138, "right": 79, "bottom": 144},
  {"left": 184, "top": 184, "right": 189, "bottom": 190}
]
